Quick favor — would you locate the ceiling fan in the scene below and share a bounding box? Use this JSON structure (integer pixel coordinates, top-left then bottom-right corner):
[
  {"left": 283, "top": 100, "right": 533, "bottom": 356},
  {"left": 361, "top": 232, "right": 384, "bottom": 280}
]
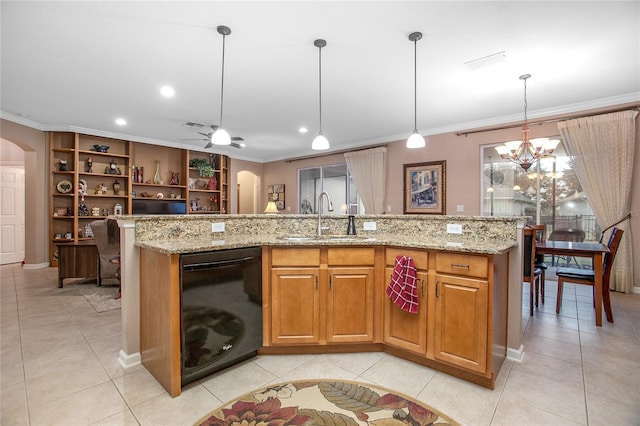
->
[{"left": 181, "top": 124, "right": 245, "bottom": 149}]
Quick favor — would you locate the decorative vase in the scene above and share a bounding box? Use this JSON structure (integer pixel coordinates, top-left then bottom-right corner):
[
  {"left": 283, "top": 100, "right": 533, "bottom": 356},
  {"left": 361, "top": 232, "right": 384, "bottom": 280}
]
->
[
  {"left": 113, "top": 179, "right": 121, "bottom": 195},
  {"left": 153, "top": 161, "right": 163, "bottom": 185}
]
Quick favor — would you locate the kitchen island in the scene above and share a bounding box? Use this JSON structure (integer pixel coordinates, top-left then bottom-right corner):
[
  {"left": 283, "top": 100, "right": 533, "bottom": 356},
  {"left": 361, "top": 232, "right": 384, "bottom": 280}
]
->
[{"left": 117, "top": 214, "right": 525, "bottom": 396}]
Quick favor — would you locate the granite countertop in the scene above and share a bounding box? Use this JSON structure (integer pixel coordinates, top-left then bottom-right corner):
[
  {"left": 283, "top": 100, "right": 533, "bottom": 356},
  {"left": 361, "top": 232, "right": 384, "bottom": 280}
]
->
[{"left": 135, "top": 233, "right": 517, "bottom": 255}]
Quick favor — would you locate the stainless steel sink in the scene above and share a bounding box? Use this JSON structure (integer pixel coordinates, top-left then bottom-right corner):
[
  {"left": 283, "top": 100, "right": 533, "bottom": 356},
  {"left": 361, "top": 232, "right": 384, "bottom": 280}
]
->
[
  {"left": 277, "top": 235, "right": 376, "bottom": 242},
  {"left": 277, "top": 236, "right": 315, "bottom": 242}
]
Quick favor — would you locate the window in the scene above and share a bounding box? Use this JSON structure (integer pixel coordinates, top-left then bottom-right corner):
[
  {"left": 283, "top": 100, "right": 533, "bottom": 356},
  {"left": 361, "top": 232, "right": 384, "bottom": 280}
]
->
[
  {"left": 481, "top": 139, "right": 600, "bottom": 242},
  {"left": 298, "top": 163, "right": 362, "bottom": 214}
]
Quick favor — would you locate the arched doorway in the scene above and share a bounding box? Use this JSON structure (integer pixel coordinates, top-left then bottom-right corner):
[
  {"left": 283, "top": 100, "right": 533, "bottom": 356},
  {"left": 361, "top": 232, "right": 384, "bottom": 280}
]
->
[{"left": 236, "top": 171, "right": 260, "bottom": 214}]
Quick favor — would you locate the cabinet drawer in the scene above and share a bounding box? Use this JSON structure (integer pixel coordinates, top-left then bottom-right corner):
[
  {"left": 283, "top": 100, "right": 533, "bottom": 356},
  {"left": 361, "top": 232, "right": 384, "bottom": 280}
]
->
[
  {"left": 385, "top": 248, "right": 428, "bottom": 271},
  {"left": 271, "top": 248, "right": 320, "bottom": 266},
  {"left": 328, "top": 247, "right": 375, "bottom": 266},
  {"left": 435, "top": 252, "right": 488, "bottom": 278}
]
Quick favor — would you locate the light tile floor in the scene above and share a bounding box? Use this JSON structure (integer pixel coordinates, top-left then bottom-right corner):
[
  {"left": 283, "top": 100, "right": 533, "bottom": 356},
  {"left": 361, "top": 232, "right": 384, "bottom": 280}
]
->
[{"left": 2, "top": 264, "right": 639, "bottom": 425}]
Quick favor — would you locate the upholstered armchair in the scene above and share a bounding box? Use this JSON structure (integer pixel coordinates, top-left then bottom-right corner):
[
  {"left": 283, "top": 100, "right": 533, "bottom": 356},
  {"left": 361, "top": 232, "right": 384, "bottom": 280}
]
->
[{"left": 90, "top": 219, "right": 120, "bottom": 287}]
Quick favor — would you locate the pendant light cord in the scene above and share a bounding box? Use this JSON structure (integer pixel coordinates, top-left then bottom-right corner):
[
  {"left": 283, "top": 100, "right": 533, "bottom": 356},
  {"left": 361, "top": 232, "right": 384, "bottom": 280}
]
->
[
  {"left": 219, "top": 32, "right": 226, "bottom": 128},
  {"left": 413, "top": 36, "right": 418, "bottom": 132},
  {"left": 523, "top": 76, "right": 528, "bottom": 126},
  {"left": 318, "top": 43, "right": 323, "bottom": 133}
]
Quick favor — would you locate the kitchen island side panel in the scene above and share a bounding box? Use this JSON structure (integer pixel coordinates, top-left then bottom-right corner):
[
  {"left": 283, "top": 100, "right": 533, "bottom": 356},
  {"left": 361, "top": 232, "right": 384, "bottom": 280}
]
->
[{"left": 140, "top": 248, "right": 181, "bottom": 397}]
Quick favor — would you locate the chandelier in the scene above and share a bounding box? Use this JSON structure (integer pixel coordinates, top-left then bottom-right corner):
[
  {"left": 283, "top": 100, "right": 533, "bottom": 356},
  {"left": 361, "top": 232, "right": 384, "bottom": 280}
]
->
[{"left": 495, "top": 74, "right": 559, "bottom": 170}]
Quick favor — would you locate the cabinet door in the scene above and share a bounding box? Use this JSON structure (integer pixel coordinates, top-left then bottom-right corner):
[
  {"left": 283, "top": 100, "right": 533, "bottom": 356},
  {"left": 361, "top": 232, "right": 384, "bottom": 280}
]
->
[
  {"left": 433, "top": 274, "right": 488, "bottom": 374},
  {"left": 383, "top": 268, "right": 428, "bottom": 354},
  {"left": 270, "top": 268, "right": 320, "bottom": 344},
  {"left": 327, "top": 267, "right": 374, "bottom": 343}
]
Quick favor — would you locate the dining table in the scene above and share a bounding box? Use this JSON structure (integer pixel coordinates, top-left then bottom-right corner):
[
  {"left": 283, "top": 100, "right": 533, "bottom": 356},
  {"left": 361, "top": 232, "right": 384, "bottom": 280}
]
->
[{"left": 535, "top": 240, "right": 610, "bottom": 326}]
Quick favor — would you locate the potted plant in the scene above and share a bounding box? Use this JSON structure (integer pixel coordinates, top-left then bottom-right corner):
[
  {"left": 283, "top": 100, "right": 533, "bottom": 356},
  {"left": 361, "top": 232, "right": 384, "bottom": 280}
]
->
[{"left": 188, "top": 158, "right": 214, "bottom": 177}]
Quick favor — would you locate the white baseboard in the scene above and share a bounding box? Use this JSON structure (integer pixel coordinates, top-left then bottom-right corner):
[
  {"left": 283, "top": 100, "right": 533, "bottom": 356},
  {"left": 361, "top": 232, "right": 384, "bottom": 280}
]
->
[
  {"left": 506, "top": 344, "right": 525, "bottom": 363},
  {"left": 118, "top": 349, "right": 141, "bottom": 369},
  {"left": 22, "top": 262, "right": 49, "bottom": 270}
]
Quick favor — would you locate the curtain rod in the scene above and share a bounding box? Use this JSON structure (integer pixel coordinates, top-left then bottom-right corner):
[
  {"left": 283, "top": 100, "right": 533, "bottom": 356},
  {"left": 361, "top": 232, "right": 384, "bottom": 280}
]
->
[
  {"left": 285, "top": 144, "right": 387, "bottom": 163},
  {"left": 455, "top": 105, "right": 640, "bottom": 137}
]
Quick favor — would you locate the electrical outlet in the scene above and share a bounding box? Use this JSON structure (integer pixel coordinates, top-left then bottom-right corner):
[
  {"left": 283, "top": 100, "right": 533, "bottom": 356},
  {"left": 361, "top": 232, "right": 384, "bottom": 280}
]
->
[
  {"left": 456, "top": 204, "right": 464, "bottom": 212},
  {"left": 211, "top": 222, "right": 225, "bottom": 232},
  {"left": 363, "top": 221, "right": 376, "bottom": 231},
  {"left": 446, "top": 223, "right": 463, "bottom": 234}
]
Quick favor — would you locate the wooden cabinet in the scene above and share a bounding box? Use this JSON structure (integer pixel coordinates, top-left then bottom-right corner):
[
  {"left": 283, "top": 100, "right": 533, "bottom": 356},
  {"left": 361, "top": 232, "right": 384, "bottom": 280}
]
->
[
  {"left": 433, "top": 274, "right": 488, "bottom": 374},
  {"left": 432, "top": 252, "right": 490, "bottom": 375},
  {"left": 49, "top": 132, "right": 131, "bottom": 266},
  {"left": 267, "top": 247, "right": 375, "bottom": 346},
  {"left": 383, "top": 248, "right": 428, "bottom": 354},
  {"left": 270, "top": 267, "right": 321, "bottom": 344},
  {"left": 56, "top": 241, "right": 98, "bottom": 287},
  {"left": 186, "top": 152, "right": 229, "bottom": 214}
]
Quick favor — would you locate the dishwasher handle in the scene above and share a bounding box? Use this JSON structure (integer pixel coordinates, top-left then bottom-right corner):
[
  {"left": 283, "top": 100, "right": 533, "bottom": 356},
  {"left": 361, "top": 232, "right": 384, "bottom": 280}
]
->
[{"left": 182, "top": 256, "right": 259, "bottom": 271}]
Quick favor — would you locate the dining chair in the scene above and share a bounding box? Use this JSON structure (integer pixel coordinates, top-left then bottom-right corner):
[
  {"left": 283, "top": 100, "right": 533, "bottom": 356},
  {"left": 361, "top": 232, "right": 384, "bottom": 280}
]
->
[
  {"left": 523, "top": 226, "right": 543, "bottom": 316},
  {"left": 528, "top": 224, "right": 547, "bottom": 304},
  {"left": 555, "top": 227, "right": 623, "bottom": 322}
]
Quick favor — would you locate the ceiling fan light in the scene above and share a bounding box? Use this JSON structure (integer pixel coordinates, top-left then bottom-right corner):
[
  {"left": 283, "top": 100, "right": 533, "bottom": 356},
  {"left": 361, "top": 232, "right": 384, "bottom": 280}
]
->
[
  {"left": 312, "top": 133, "right": 330, "bottom": 150},
  {"left": 406, "top": 131, "right": 425, "bottom": 149},
  {"left": 211, "top": 128, "right": 231, "bottom": 145}
]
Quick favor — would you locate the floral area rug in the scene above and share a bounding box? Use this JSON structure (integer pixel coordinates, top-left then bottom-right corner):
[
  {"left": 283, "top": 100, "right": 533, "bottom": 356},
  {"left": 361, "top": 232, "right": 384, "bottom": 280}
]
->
[
  {"left": 196, "top": 379, "right": 458, "bottom": 425},
  {"left": 73, "top": 282, "right": 120, "bottom": 313}
]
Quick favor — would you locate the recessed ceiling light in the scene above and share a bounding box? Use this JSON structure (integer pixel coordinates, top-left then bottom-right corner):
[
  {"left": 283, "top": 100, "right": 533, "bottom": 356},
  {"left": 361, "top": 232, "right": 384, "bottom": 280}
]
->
[
  {"left": 115, "top": 118, "right": 127, "bottom": 126},
  {"left": 239, "top": 143, "right": 246, "bottom": 148},
  {"left": 160, "top": 86, "right": 175, "bottom": 97},
  {"left": 298, "top": 127, "right": 308, "bottom": 134}
]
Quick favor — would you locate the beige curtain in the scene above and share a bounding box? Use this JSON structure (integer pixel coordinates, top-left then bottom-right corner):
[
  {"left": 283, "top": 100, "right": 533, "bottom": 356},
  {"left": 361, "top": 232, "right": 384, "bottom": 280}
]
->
[
  {"left": 344, "top": 147, "right": 387, "bottom": 214},
  {"left": 557, "top": 110, "right": 637, "bottom": 293}
]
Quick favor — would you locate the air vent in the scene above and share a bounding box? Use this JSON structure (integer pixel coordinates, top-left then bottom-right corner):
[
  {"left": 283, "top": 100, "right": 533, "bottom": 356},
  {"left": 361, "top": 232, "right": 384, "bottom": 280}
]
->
[
  {"left": 464, "top": 51, "right": 506, "bottom": 71},
  {"left": 182, "top": 121, "right": 205, "bottom": 129}
]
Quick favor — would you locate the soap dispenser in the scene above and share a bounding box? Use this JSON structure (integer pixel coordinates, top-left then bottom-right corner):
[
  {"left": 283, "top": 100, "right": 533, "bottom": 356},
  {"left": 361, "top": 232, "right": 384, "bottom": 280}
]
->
[{"left": 347, "top": 215, "right": 356, "bottom": 235}]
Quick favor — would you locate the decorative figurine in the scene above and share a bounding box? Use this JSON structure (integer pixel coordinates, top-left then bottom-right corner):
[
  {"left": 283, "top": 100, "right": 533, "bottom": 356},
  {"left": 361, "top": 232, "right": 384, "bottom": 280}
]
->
[
  {"left": 86, "top": 157, "right": 92, "bottom": 173},
  {"left": 113, "top": 203, "right": 123, "bottom": 216},
  {"left": 91, "top": 207, "right": 101, "bottom": 216},
  {"left": 95, "top": 183, "right": 108, "bottom": 195},
  {"left": 58, "top": 160, "right": 67, "bottom": 171},
  {"left": 169, "top": 171, "right": 179, "bottom": 185},
  {"left": 102, "top": 208, "right": 109, "bottom": 216}
]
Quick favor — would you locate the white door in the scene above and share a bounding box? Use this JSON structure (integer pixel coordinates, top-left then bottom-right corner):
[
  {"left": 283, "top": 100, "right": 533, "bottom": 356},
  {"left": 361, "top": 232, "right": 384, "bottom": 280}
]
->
[{"left": 0, "top": 166, "right": 25, "bottom": 264}]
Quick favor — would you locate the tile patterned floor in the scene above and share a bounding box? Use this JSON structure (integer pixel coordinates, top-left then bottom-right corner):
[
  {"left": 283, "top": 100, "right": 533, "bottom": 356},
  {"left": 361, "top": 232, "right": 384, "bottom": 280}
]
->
[{"left": 2, "top": 264, "right": 639, "bottom": 425}]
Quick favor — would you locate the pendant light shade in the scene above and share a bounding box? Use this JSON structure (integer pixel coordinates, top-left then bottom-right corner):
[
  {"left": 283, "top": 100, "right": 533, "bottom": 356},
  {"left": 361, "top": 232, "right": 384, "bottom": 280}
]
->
[
  {"left": 407, "top": 31, "right": 425, "bottom": 149},
  {"left": 312, "top": 133, "right": 330, "bottom": 150},
  {"left": 312, "top": 39, "right": 329, "bottom": 150},
  {"left": 212, "top": 25, "right": 232, "bottom": 146}
]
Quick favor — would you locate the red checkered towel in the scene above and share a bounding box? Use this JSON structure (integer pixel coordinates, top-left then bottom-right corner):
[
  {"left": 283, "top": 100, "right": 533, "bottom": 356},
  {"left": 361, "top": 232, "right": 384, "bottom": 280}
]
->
[{"left": 386, "top": 255, "right": 418, "bottom": 314}]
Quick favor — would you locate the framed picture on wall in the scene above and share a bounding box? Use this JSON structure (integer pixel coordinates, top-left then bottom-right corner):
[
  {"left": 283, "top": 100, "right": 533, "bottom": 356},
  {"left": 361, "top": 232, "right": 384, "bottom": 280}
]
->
[
  {"left": 268, "top": 184, "right": 286, "bottom": 210},
  {"left": 403, "top": 160, "right": 446, "bottom": 214}
]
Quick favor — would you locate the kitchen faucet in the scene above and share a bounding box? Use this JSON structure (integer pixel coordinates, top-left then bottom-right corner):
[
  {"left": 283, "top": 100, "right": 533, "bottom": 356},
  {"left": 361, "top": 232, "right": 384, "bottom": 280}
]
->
[{"left": 317, "top": 191, "right": 334, "bottom": 237}]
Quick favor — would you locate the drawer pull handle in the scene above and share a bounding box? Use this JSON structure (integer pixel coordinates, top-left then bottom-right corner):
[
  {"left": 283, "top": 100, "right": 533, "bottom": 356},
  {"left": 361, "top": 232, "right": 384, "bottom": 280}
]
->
[
  {"left": 421, "top": 279, "right": 425, "bottom": 297},
  {"left": 329, "top": 275, "right": 332, "bottom": 289},
  {"left": 436, "top": 280, "right": 440, "bottom": 297},
  {"left": 451, "top": 263, "right": 470, "bottom": 269},
  {"left": 315, "top": 275, "right": 318, "bottom": 289}
]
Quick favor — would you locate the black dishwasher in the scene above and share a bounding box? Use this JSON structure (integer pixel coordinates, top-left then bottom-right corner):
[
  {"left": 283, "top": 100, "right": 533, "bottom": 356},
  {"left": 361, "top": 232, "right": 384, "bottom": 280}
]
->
[{"left": 179, "top": 246, "right": 262, "bottom": 386}]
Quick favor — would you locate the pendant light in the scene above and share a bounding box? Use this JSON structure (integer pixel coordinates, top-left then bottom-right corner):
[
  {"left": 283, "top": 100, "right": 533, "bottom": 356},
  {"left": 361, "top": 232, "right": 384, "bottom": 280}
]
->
[
  {"left": 211, "top": 25, "right": 232, "bottom": 146},
  {"left": 495, "top": 74, "right": 559, "bottom": 170},
  {"left": 406, "top": 31, "right": 425, "bottom": 149},
  {"left": 312, "top": 39, "right": 330, "bottom": 150}
]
